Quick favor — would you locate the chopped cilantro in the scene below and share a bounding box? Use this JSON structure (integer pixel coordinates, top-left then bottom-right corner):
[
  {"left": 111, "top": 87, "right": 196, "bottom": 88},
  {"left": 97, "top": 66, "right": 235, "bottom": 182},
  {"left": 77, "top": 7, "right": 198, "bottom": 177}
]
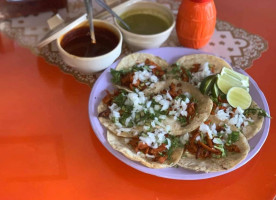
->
[
  {"left": 167, "top": 135, "right": 183, "bottom": 160},
  {"left": 110, "top": 69, "right": 122, "bottom": 84},
  {"left": 112, "top": 91, "right": 127, "bottom": 107},
  {"left": 175, "top": 94, "right": 188, "bottom": 101},
  {"left": 170, "top": 63, "right": 181, "bottom": 74},
  {"left": 226, "top": 131, "right": 240, "bottom": 145},
  {"left": 244, "top": 108, "right": 271, "bottom": 118},
  {"left": 132, "top": 64, "right": 150, "bottom": 72},
  {"left": 170, "top": 64, "right": 192, "bottom": 80},
  {"left": 185, "top": 68, "right": 192, "bottom": 79},
  {"left": 178, "top": 116, "right": 187, "bottom": 126}
]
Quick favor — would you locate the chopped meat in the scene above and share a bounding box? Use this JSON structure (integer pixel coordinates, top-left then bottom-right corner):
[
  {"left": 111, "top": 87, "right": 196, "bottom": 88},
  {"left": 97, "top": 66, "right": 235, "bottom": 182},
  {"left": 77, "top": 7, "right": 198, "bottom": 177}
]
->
[
  {"left": 154, "top": 155, "right": 168, "bottom": 163},
  {"left": 121, "top": 72, "right": 134, "bottom": 89},
  {"left": 206, "top": 135, "right": 213, "bottom": 148},
  {"left": 198, "top": 141, "right": 221, "bottom": 154},
  {"left": 190, "top": 64, "right": 200, "bottom": 73},
  {"left": 128, "top": 138, "right": 169, "bottom": 163},
  {"left": 181, "top": 68, "right": 189, "bottom": 82},
  {"left": 102, "top": 90, "right": 113, "bottom": 105},
  {"left": 225, "top": 144, "right": 240, "bottom": 153},
  {"left": 187, "top": 102, "right": 196, "bottom": 117},
  {"left": 168, "top": 83, "right": 178, "bottom": 98},
  {"left": 98, "top": 109, "right": 111, "bottom": 118}
]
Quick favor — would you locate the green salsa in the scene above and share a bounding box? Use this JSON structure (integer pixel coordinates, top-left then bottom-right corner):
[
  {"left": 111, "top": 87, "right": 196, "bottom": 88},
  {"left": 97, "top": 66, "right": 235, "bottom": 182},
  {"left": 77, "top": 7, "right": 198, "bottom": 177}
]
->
[{"left": 119, "top": 13, "right": 170, "bottom": 35}]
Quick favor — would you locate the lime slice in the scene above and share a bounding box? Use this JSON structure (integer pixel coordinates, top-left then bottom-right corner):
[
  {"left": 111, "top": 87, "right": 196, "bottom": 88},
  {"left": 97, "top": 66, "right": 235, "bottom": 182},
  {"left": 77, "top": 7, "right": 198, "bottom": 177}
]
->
[
  {"left": 217, "top": 68, "right": 249, "bottom": 94},
  {"left": 221, "top": 67, "right": 249, "bottom": 87},
  {"left": 227, "top": 87, "right": 252, "bottom": 109}
]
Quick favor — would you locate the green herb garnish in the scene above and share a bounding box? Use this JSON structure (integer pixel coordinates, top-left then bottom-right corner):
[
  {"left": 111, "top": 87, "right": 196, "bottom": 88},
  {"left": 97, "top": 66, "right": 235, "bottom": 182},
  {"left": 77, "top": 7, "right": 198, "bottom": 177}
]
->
[
  {"left": 178, "top": 116, "right": 187, "bottom": 126},
  {"left": 167, "top": 135, "right": 183, "bottom": 159},
  {"left": 110, "top": 69, "right": 122, "bottom": 84},
  {"left": 244, "top": 108, "right": 271, "bottom": 118},
  {"left": 226, "top": 131, "right": 240, "bottom": 145},
  {"left": 112, "top": 91, "right": 127, "bottom": 107}
]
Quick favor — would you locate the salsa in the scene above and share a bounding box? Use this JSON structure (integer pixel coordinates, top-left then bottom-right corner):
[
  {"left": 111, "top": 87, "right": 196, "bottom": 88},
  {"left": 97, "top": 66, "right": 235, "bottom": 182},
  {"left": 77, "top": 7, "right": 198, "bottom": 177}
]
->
[
  {"left": 119, "top": 13, "right": 169, "bottom": 35},
  {"left": 61, "top": 26, "right": 119, "bottom": 57}
]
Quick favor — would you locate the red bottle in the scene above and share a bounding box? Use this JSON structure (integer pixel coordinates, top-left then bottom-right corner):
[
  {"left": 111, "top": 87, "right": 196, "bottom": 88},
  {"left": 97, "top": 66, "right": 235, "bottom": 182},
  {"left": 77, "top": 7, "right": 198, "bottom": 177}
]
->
[{"left": 176, "top": 0, "right": 216, "bottom": 49}]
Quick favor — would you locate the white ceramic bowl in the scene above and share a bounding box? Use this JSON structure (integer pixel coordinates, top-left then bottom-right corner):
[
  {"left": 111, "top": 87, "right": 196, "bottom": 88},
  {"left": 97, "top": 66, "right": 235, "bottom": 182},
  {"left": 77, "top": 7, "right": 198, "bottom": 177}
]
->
[
  {"left": 114, "top": 1, "right": 175, "bottom": 51},
  {"left": 57, "top": 19, "right": 122, "bottom": 74}
]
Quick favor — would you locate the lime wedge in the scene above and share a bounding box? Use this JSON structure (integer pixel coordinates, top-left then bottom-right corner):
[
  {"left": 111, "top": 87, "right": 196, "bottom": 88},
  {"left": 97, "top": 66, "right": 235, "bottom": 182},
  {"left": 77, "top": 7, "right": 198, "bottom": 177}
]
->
[
  {"left": 227, "top": 87, "right": 252, "bottom": 109},
  {"left": 221, "top": 67, "right": 249, "bottom": 86},
  {"left": 217, "top": 67, "right": 249, "bottom": 94}
]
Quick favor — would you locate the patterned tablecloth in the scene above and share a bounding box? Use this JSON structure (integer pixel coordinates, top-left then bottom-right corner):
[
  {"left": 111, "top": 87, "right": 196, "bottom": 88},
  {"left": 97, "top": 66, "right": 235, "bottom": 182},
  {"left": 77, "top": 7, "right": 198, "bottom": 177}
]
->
[{"left": 0, "top": 0, "right": 268, "bottom": 87}]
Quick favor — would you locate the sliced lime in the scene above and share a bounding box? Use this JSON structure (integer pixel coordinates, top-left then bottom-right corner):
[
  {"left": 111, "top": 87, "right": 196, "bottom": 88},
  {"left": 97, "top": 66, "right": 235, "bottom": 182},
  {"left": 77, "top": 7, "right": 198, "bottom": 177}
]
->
[
  {"left": 227, "top": 87, "right": 252, "bottom": 109},
  {"left": 211, "top": 82, "right": 219, "bottom": 99},
  {"left": 221, "top": 67, "right": 249, "bottom": 87},
  {"left": 199, "top": 75, "right": 216, "bottom": 95},
  {"left": 217, "top": 68, "right": 249, "bottom": 94}
]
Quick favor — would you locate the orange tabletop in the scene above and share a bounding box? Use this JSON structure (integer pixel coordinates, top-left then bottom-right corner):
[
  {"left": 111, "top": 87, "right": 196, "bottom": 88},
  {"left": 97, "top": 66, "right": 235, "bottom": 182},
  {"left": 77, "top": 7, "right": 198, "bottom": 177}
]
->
[{"left": 0, "top": 0, "right": 276, "bottom": 199}]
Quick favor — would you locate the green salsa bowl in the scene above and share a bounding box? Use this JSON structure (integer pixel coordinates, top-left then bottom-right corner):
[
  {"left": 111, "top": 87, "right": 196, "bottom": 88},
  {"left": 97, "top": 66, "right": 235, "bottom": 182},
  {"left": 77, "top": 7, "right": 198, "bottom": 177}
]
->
[{"left": 114, "top": 1, "right": 175, "bottom": 51}]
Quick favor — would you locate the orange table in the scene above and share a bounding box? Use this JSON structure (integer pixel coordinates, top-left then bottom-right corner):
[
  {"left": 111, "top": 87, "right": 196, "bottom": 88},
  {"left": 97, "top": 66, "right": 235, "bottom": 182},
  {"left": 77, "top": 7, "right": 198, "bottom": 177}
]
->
[{"left": 0, "top": 0, "right": 275, "bottom": 199}]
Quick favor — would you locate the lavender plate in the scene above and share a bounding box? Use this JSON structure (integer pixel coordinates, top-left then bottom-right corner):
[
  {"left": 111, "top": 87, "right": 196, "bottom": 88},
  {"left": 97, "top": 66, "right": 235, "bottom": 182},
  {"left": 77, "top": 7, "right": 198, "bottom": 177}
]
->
[{"left": 88, "top": 47, "right": 270, "bottom": 180}]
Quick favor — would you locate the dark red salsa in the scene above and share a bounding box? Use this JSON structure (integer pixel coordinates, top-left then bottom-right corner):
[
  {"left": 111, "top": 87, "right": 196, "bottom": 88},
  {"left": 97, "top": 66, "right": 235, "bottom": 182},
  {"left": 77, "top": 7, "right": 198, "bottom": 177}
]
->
[{"left": 61, "top": 25, "right": 119, "bottom": 57}]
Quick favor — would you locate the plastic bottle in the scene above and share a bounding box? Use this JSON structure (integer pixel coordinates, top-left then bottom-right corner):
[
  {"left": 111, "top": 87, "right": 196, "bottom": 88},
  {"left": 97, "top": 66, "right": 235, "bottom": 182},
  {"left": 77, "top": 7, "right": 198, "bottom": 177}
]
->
[{"left": 176, "top": 0, "right": 216, "bottom": 49}]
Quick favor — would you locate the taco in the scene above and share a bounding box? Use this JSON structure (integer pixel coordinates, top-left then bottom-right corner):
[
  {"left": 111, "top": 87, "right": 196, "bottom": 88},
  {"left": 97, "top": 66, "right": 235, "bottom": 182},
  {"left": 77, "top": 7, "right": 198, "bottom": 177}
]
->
[
  {"left": 97, "top": 81, "right": 213, "bottom": 137},
  {"left": 97, "top": 89, "right": 144, "bottom": 137},
  {"left": 107, "top": 127, "right": 184, "bottom": 168},
  {"left": 149, "top": 80, "right": 213, "bottom": 135},
  {"left": 177, "top": 116, "right": 250, "bottom": 172},
  {"left": 168, "top": 54, "right": 232, "bottom": 87},
  {"left": 212, "top": 100, "right": 265, "bottom": 140},
  {"left": 110, "top": 53, "right": 169, "bottom": 94}
]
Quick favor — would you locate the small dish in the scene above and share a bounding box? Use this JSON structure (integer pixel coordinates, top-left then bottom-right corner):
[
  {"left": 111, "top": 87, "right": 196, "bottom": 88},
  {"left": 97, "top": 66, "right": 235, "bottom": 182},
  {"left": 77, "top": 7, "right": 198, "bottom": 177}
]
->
[
  {"left": 37, "top": 15, "right": 122, "bottom": 74},
  {"left": 114, "top": 1, "right": 175, "bottom": 51},
  {"left": 57, "top": 19, "right": 122, "bottom": 73}
]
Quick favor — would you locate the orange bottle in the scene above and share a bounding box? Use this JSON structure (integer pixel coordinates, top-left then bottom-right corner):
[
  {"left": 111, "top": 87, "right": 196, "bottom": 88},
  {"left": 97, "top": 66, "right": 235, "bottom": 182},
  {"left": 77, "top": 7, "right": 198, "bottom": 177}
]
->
[{"left": 176, "top": 0, "right": 216, "bottom": 49}]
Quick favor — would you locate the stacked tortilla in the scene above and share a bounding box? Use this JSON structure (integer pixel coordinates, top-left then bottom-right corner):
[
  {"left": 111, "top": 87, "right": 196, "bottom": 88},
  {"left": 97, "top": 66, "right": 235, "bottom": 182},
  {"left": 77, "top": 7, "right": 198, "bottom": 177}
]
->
[{"left": 97, "top": 53, "right": 265, "bottom": 173}]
